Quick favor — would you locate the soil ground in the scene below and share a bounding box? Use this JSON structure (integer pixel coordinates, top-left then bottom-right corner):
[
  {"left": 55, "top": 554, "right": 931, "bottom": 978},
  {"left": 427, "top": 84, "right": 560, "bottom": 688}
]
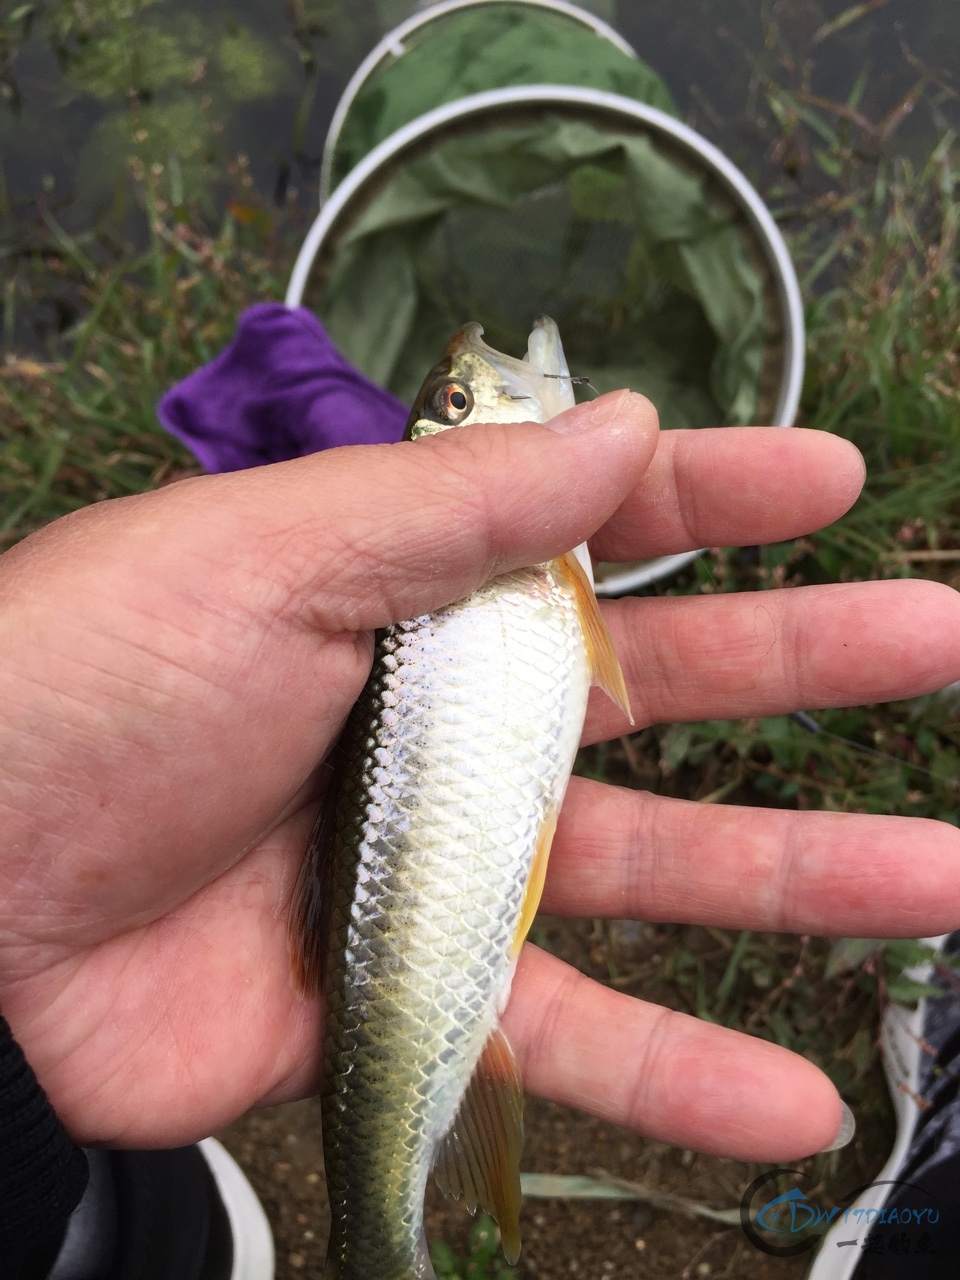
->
[
  {"left": 219, "top": 1092, "right": 815, "bottom": 1280},
  {"left": 217, "top": 914, "right": 892, "bottom": 1280}
]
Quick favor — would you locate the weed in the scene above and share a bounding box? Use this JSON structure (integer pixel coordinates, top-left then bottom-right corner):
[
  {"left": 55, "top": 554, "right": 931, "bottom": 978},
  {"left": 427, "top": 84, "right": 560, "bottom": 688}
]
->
[
  {"left": 431, "top": 1215, "right": 515, "bottom": 1280},
  {"left": 1, "top": 173, "right": 298, "bottom": 542}
]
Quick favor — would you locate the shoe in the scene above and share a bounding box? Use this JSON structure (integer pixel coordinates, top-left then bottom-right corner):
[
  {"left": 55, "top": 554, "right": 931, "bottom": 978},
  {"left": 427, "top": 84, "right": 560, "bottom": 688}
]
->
[
  {"left": 806, "top": 932, "right": 957, "bottom": 1278},
  {"left": 45, "top": 1138, "right": 274, "bottom": 1280}
]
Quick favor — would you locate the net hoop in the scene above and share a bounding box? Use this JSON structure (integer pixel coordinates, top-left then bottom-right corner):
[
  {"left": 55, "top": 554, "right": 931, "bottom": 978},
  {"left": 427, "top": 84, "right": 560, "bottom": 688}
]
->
[
  {"left": 318, "top": 0, "right": 637, "bottom": 200},
  {"left": 288, "top": 85, "right": 805, "bottom": 595}
]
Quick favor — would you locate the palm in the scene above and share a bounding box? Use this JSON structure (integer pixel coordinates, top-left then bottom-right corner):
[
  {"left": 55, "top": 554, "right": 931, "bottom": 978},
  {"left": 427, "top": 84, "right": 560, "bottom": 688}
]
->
[{"left": 2, "top": 406, "right": 958, "bottom": 1161}]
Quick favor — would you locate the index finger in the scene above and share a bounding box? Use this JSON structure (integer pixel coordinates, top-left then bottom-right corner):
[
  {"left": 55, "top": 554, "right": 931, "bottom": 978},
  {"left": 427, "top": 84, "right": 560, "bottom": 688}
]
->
[{"left": 591, "top": 426, "right": 865, "bottom": 561}]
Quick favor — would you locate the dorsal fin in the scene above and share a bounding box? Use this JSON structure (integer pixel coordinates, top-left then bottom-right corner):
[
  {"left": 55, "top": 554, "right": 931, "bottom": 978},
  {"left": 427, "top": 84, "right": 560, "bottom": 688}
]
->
[
  {"left": 552, "top": 551, "right": 634, "bottom": 723},
  {"left": 433, "top": 1026, "right": 524, "bottom": 1265}
]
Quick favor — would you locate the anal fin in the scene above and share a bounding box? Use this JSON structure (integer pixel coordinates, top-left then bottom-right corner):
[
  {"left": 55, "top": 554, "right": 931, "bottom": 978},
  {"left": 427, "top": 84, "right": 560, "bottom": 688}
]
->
[
  {"left": 552, "top": 550, "right": 634, "bottom": 724},
  {"left": 433, "top": 1026, "right": 524, "bottom": 1265}
]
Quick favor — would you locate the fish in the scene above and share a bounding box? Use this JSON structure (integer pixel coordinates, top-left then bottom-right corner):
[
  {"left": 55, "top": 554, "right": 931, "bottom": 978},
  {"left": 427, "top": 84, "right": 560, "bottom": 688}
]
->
[{"left": 290, "top": 317, "right": 632, "bottom": 1280}]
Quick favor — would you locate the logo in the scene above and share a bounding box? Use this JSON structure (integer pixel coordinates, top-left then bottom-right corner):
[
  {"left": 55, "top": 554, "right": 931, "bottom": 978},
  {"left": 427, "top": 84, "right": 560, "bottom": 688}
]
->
[{"left": 740, "top": 1170, "right": 941, "bottom": 1259}]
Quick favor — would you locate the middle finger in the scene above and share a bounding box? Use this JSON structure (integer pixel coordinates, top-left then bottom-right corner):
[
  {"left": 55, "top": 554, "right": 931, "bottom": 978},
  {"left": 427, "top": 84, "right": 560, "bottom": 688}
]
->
[
  {"left": 585, "top": 578, "right": 960, "bottom": 741},
  {"left": 589, "top": 426, "right": 865, "bottom": 562}
]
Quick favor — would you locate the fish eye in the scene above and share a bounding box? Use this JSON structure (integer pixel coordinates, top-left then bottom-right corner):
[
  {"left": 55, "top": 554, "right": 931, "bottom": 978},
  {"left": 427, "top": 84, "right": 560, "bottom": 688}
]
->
[{"left": 430, "top": 381, "right": 474, "bottom": 424}]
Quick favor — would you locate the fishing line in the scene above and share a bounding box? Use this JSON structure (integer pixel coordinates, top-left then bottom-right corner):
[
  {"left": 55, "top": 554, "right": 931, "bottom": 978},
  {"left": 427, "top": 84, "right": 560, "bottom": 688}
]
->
[
  {"left": 651, "top": 556, "right": 951, "bottom": 788},
  {"left": 689, "top": 546, "right": 953, "bottom": 788},
  {"left": 789, "top": 710, "right": 958, "bottom": 787},
  {"left": 690, "top": 546, "right": 719, "bottom": 589}
]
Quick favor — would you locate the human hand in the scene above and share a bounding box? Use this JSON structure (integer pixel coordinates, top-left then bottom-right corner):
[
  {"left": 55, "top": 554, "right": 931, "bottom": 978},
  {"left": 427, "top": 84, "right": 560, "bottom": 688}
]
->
[{"left": 1, "top": 393, "right": 958, "bottom": 1160}]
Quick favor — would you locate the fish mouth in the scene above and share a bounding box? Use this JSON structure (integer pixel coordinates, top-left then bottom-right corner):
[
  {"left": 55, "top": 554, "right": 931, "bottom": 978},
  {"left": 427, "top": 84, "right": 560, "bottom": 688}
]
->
[
  {"left": 525, "top": 315, "right": 575, "bottom": 416},
  {"left": 448, "top": 317, "right": 575, "bottom": 418}
]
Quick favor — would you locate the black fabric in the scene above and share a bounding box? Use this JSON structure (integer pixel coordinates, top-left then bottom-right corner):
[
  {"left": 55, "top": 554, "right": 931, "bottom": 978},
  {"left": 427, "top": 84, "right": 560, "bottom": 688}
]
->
[
  {"left": 47, "top": 1150, "right": 118, "bottom": 1280},
  {"left": 0, "top": 1019, "right": 232, "bottom": 1279},
  {"left": 19, "top": 1148, "right": 231, "bottom": 1280},
  {"left": 856, "top": 1156, "right": 960, "bottom": 1279},
  {"left": 7, "top": 1232, "right": 68, "bottom": 1280},
  {"left": 0, "top": 1014, "right": 89, "bottom": 1259},
  {"left": 109, "top": 1147, "right": 220, "bottom": 1280}
]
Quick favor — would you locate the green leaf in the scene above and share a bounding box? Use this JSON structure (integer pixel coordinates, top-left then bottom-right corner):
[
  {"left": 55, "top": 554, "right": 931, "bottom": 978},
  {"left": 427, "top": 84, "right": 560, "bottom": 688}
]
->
[
  {"left": 886, "top": 977, "right": 946, "bottom": 1006},
  {"left": 848, "top": 1028, "right": 878, "bottom": 1076},
  {"left": 430, "top": 1241, "right": 461, "bottom": 1279},
  {"left": 519, "top": 1173, "right": 741, "bottom": 1226},
  {"left": 884, "top": 939, "right": 941, "bottom": 971},
  {"left": 660, "top": 724, "right": 693, "bottom": 773},
  {"left": 825, "top": 937, "right": 884, "bottom": 979},
  {"left": 467, "top": 1215, "right": 498, "bottom": 1263},
  {"left": 217, "top": 28, "right": 287, "bottom": 101},
  {"left": 814, "top": 147, "right": 843, "bottom": 178}
]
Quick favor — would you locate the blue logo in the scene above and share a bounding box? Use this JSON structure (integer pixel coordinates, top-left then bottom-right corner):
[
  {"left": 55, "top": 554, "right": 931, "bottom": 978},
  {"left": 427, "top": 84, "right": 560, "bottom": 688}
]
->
[{"left": 741, "top": 1170, "right": 941, "bottom": 1259}]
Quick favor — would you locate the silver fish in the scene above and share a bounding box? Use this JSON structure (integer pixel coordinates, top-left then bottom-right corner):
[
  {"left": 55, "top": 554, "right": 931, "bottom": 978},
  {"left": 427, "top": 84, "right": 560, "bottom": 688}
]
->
[{"left": 290, "top": 317, "right": 631, "bottom": 1280}]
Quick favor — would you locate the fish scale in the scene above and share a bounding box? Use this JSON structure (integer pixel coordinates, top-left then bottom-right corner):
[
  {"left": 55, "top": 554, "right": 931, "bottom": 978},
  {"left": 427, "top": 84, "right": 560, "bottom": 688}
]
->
[
  {"left": 289, "top": 318, "right": 631, "bottom": 1279},
  {"left": 321, "top": 568, "right": 590, "bottom": 1279}
]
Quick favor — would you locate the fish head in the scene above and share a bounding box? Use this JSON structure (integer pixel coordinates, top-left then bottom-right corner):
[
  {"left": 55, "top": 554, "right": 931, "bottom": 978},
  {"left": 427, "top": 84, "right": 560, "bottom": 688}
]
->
[{"left": 403, "top": 317, "right": 576, "bottom": 440}]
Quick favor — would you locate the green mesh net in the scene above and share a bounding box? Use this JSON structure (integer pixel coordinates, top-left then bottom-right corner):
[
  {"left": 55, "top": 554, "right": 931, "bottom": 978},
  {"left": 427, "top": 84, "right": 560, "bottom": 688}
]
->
[{"left": 305, "top": 4, "right": 781, "bottom": 428}]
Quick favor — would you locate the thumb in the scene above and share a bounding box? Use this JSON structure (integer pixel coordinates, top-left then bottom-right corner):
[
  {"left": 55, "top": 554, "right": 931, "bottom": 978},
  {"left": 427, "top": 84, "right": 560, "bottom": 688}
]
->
[
  {"left": 0, "top": 391, "right": 655, "bottom": 941},
  {"left": 205, "top": 389, "right": 659, "bottom": 632}
]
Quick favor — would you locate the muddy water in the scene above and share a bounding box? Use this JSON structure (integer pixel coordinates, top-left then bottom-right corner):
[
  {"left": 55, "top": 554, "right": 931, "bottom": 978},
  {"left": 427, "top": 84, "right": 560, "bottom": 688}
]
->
[{"left": 1, "top": 0, "right": 956, "bottom": 239}]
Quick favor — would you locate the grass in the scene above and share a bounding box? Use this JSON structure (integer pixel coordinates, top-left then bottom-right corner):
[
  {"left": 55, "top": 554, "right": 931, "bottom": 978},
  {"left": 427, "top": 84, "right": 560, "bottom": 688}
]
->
[
  {"left": 2, "top": 37, "right": 959, "bottom": 1273},
  {"left": 432, "top": 1216, "right": 516, "bottom": 1280},
  {"left": 1, "top": 170, "right": 301, "bottom": 542},
  {"left": 569, "top": 122, "right": 960, "bottom": 1196},
  {"left": 564, "top": 96, "right": 959, "bottom": 1256}
]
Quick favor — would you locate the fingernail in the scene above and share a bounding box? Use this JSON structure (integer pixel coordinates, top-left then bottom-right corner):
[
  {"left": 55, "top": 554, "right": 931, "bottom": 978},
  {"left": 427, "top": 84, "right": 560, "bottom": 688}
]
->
[
  {"left": 546, "top": 388, "right": 633, "bottom": 436},
  {"left": 820, "top": 1100, "right": 856, "bottom": 1152}
]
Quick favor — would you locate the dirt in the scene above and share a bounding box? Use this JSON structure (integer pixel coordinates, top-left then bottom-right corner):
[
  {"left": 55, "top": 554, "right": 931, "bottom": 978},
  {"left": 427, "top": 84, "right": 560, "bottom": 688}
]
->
[
  {"left": 216, "top": 916, "right": 890, "bottom": 1279},
  {"left": 219, "top": 1089, "right": 837, "bottom": 1280}
]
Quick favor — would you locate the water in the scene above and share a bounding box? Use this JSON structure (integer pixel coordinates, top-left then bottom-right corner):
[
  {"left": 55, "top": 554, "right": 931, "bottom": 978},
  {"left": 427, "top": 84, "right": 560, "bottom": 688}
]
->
[
  {"left": 1, "top": 0, "right": 956, "bottom": 238},
  {"left": 616, "top": 0, "right": 960, "bottom": 175}
]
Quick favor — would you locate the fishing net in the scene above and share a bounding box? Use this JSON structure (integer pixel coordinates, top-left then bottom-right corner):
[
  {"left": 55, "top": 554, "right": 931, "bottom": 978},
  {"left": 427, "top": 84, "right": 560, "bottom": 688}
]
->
[
  {"left": 289, "top": 0, "right": 803, "bottom": 588},
  {"left": 324, "top": 3, "right": 675, "bottom": 191}
]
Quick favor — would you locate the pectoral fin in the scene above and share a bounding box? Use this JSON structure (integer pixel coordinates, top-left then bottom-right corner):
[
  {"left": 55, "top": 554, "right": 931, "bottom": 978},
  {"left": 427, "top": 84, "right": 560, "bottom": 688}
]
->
[
  {"left": 552, "top": 551, "right": 634, "bottom": 723},
  {"left": 433, "top": 1026, "right": 524, "bottom": 1265},
  {"left": 288, "top": 765, "right": 339, "bottom": 995}
]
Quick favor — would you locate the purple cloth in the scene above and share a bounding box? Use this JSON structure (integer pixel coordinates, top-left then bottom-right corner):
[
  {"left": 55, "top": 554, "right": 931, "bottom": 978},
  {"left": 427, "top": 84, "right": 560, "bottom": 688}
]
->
[{"left": 157, "top": 304, "right": 409, "bottom": 473}]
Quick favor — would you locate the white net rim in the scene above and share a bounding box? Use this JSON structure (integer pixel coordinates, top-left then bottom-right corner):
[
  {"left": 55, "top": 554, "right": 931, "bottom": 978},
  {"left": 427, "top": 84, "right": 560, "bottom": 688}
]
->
[
  {"left": 318, "top": 0, "right": 638, "bottom": 199},
  {"left": 286, "top": 86, "right": 806, "bottom": 596}
]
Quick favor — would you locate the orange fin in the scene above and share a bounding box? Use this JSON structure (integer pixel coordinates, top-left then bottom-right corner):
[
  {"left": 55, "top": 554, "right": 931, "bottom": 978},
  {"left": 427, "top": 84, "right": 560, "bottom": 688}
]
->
[
  {"left": 433, "top": 1025, "right": 524, "bottom": 1265},
  {"left": 552, "top": 551, "right": 634, "bottom": 723},
  {"left": 511, "top": 805, "right": 558, "bottom": 958},
  {"left": 287, "top": 767, "right": 339, "bottom": 995}
]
